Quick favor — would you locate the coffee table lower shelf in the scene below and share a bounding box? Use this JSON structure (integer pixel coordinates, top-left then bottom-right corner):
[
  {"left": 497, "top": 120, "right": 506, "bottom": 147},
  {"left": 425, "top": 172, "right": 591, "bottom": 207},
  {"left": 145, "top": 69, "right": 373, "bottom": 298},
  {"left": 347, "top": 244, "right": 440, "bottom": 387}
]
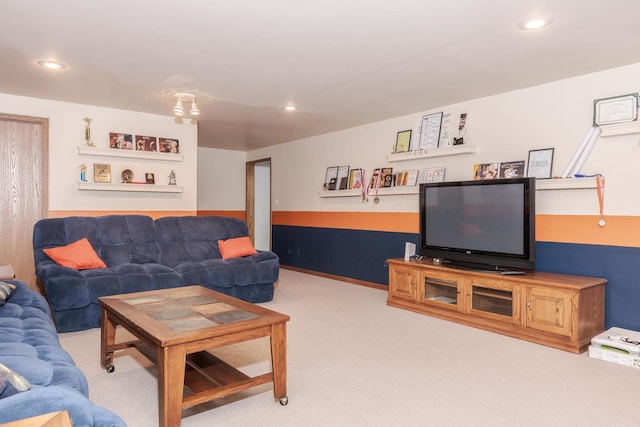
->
[{"left": 118, "top": 340, "right": 278, "bottom": 407}]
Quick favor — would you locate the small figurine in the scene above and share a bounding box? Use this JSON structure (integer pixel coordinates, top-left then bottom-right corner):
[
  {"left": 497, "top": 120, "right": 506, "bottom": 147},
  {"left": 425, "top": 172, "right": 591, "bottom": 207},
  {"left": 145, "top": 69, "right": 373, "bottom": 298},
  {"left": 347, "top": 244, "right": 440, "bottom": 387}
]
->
[
  {"left": 79, "top": 164, "right": 87, "bottom": 181},
  {"left": 168, "top": 170, "right": 177, "bottom": 185},
  {"left": 83, "top": 117, "right": 95, "bottom": 147}
]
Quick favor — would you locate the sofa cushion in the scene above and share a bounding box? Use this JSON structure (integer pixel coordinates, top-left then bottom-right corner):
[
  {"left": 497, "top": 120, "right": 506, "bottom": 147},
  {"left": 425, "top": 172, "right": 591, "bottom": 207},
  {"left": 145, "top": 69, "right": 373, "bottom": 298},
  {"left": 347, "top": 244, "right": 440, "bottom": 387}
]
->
[
  {"left": 43, "top": 238, "right": 107, "bottom": 270},
  {"left": 0, "top": 281, "right": 16, "bottom": 306},
  {"left": 218, "top": 236, "right": 257, "bottom": 260}
]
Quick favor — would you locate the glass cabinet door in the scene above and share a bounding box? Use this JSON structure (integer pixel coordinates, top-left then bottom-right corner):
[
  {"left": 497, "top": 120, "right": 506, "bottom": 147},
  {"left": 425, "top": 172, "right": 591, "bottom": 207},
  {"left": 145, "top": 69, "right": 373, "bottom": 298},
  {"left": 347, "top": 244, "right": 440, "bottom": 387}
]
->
[
  {"left": 420, "top": 274, "right": 459, "bottom": 309},
  {"left": 469, "top": 279, "right": 519, "bottom": 323}
]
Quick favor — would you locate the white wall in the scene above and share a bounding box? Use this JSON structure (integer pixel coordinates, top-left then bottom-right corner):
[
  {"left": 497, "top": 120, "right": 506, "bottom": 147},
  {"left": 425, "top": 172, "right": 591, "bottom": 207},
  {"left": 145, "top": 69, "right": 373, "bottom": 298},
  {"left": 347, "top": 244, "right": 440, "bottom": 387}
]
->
[
  {"left": 196, "top": 147, "right": 246, "bottom": 210},
  {"left": 0, "top": 93, "right": 198, "bottom": 212},
  {"left": 248, "top": 63, "right": 640, "bottom": 216}
]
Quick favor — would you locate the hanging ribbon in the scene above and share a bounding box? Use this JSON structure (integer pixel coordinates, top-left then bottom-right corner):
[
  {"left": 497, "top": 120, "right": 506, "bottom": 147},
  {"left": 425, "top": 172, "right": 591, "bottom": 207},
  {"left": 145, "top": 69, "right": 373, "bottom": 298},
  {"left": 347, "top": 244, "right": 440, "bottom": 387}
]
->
[
  {"left": 596, "top": 175, "right": 605, "bottom": 227},
  {"left": 359, "top": 168, "right": 368, "bottom": 201}
]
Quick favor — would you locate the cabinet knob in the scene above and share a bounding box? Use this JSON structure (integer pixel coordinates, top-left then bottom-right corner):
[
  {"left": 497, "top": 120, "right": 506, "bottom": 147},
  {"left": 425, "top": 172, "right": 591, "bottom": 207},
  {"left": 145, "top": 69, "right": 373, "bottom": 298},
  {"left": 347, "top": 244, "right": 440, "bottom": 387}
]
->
[{"left": 526, "top": 302, "right": 532, "bottom": 309}]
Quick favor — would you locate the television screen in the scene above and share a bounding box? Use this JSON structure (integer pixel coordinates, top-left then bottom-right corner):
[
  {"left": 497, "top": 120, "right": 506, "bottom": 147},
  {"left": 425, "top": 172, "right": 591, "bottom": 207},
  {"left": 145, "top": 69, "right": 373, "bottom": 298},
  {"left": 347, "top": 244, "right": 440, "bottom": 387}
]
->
[{"left": 419, "top": 178, "right": 535, "bottom": 272}]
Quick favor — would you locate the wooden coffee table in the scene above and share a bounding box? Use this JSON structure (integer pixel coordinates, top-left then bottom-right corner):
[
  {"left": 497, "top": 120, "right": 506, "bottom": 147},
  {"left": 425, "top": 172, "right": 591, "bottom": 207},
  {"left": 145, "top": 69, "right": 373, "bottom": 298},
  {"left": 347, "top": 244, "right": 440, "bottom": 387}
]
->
[{"left": 99, "top": 286, "right": 290, "bottom": 427}]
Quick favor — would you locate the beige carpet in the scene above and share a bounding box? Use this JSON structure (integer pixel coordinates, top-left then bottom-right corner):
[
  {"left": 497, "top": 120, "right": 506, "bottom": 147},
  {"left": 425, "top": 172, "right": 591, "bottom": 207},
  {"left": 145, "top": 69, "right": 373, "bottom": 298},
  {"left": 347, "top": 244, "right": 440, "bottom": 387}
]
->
[{"left": 59, "top": 269, "right": 640, "bottom": 426}]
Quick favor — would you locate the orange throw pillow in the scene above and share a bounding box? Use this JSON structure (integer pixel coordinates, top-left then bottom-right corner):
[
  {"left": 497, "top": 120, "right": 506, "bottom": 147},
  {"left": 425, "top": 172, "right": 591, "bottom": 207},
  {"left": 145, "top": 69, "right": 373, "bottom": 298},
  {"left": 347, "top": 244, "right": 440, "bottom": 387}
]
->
[
  {"left": 43, "top": 238, "right": 107, "bottom": 270},
  {"left": 218, "top": 236, "right": 257, "bottom": 260}
]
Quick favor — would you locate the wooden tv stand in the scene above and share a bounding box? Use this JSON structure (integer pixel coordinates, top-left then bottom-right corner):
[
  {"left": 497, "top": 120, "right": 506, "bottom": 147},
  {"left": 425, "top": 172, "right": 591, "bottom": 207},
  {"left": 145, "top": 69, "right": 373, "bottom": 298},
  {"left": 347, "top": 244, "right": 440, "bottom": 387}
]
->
[{"left": 387, "top": 258, "right": 606, "bottom": 353}]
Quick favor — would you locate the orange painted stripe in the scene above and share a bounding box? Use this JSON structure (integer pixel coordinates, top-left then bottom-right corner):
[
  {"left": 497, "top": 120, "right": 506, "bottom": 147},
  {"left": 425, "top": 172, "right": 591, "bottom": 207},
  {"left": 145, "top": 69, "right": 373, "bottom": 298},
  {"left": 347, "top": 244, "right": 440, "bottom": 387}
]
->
[
  {"left": 536, "top": 214, "right": 640, "bottom": 247},
  {"left": 47, "top": 210, "right": 195, "bottom": 219},
  {"left": 273, "top": 211, "right": 419, "bottom": 233},
  {"left": 273, "top": 211, "right": 640, "bottom": 248},
  {"left": 197, "top": 210, "right": 246, "bottom": 221}
]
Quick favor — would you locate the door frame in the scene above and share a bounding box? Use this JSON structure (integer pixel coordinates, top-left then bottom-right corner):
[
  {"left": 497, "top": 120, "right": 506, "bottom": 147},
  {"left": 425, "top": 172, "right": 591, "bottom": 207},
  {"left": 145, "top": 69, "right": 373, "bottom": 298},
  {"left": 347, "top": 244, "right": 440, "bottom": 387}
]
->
[{"left": 245, "top": 157, "right": 272, "bottom": 248}]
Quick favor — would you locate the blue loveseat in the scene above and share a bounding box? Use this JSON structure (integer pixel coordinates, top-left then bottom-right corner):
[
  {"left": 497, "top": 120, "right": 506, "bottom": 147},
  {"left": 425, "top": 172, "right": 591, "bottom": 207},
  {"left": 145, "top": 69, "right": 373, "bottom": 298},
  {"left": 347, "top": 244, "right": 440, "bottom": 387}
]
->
[
  {"left": 0, "top": 279, "right": 125, "bottom": 426},
  {"left": 33, "top": 215, "right": 280, "bottom": 332}
]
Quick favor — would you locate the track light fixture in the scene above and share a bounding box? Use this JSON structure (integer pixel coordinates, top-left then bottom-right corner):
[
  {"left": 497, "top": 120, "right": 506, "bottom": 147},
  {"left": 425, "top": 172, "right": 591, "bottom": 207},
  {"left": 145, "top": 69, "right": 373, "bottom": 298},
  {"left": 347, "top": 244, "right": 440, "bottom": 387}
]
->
[
  {"left": 173, "top": 93, "right": 199, "bottom": 117},
  {"left": 173, "top": 97, "right": 184, "bottom": 116}
]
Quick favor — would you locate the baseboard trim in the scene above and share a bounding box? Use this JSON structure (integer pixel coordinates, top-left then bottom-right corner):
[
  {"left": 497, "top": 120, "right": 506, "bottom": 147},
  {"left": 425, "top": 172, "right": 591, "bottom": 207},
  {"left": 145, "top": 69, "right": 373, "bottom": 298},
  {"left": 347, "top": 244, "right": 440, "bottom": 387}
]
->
[{"left": 280, "top": 265, "right": 387, "bottom": 291}]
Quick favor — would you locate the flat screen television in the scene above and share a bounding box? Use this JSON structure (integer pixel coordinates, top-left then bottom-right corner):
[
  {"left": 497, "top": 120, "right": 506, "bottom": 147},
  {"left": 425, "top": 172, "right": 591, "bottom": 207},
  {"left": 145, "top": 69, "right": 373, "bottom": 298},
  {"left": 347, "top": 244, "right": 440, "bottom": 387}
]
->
[{"left": 419, "top": 177, "right": 535, "bottom": 272}]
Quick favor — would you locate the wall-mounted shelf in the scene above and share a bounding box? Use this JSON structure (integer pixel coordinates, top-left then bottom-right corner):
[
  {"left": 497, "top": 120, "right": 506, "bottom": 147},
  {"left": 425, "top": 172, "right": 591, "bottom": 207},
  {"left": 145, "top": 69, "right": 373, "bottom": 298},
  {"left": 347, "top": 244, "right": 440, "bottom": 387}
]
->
[
  {"left": 319, "top": 186, "right": 419, "bottom": 198},
  {"left": 599, "top": 122, "right": 640, "bottom": 138},
  {"left": 319, "top": 178, "right": 599, "bottom": 198},
  {"left": 535, "top": 177, "right": 599, "bottom": 190},
  {"left": 77, "top": 146, "right": 183, "bottom": 162},
  {"left": 77, "top": 181, "right": 183, "bottom": 193},
  {"left": 387, "top": 144, "right": 478, "bottom": 162}
]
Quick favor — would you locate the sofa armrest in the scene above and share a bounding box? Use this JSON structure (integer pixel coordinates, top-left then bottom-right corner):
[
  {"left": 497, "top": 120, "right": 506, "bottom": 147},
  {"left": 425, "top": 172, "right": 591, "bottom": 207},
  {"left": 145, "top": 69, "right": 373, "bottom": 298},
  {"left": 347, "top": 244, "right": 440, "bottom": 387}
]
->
[{"left": 0, "top": 385, "right": 126, "bottom": 426}]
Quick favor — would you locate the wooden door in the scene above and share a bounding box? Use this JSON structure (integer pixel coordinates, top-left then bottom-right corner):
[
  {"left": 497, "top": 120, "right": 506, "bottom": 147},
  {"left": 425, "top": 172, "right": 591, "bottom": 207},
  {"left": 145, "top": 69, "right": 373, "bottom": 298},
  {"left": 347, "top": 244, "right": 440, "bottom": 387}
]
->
[{"left": 0, "top": 114, "right": 48, "bottom": 290}]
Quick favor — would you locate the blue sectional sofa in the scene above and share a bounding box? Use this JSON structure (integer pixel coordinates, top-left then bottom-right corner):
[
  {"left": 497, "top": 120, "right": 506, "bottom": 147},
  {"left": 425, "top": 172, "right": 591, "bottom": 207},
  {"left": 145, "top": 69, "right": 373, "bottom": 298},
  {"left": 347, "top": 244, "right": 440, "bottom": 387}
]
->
[
  {"left": 0, "top": 280, "right": 125, "bottom": 426},
  {"left": 33, "top": 215, "right": 280, "bottom": 332}
]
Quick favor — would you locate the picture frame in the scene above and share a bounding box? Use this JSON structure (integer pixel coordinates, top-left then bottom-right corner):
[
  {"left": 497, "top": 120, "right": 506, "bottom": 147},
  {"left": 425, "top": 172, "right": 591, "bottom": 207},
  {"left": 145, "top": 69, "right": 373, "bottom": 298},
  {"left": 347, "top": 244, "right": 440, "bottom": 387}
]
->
[
  {"left": 109, "top": 133, "right": 133, "bottom": 150},
  {"left": 418, "top": 112, "right": 443, "bottom": 150},
  {"left": 381, "top": 167, "right": 393, "bottom": 187},
  {"left": 323, "top": 166, "right": 339, "bottom": 190},
  {"left": 421, "top": 167, "right": 446, "bottom": 183},
  {"left": 593, "top": 93, "right": 638, "bottom": 126},
  {"left": 527, "top": 148, "right": 554, "bottom": 179},
  {"left": 394, "top": 130, "right": 412, "bottom": 153},
  {"left": 499, "top": 160, "right": 525, "bottom": 178},
  {"left": 93, "top": 163, "right": 111, "bottom": 183},
  {"left": 145, "top": 173, "right": 155, "bottom": 184},
  {"left": 159, "top": 137, "right": 179, "bottom": 154},
  {"left": 473, "top": 162, "right": 499, "bottom": 180},
  {"left": 348, "top": 168, "right": 363, "bottom": 189},
  {"left": 135, "top": 135, "right": 158, "bottom": 152},
  {"left": 336, "top": 166, "right": 350, "bottom": 190}
]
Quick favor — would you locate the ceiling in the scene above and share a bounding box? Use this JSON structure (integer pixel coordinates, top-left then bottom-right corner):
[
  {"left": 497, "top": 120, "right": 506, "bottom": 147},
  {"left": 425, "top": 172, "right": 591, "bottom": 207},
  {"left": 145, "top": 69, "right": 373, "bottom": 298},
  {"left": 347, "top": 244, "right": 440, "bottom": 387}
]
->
[{"left": 1, "top": 1, "right": 640, "bottom": 152}]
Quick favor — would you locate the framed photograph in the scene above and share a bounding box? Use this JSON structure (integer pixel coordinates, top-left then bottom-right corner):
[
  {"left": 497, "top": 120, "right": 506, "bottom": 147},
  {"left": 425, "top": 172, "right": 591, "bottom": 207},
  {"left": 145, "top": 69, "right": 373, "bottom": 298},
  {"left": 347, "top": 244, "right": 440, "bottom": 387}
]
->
[
  {"left": 145, "top": 173, "right": 155, "bottom": 184},
  {"left": 499, "top": 160, "right": 525, "bottom": 178},
  {"left": 93, "top": 163, "right": 111, "bottom": 183},
  {"left": 135, "top": 135, "right": 158, "bottom": 152},
  {"left": 418, "top": 112, "right": 443, "bottom": 150},
  {"left": 323, "top": 166, "right": 339, "bottom": 190},
  {"left": 109, "top": 133, "right": 133, "bottom": 150},
  {"left": 159, "top": 137, "right": 179, "bottom": 154},
  {"left": 421, "top": 167, "right": 446, "bottom": 183},
  {"left": 348, "top": 168, "right": 363, "bottom": 189},
  {"left": 394, "top": 130, "right": 412, "bottom": 153},
  {"left": 594, "top": 93, "right": 638, "bottom": 126},
  {"left": 527, "top": 148, "right": 554, "bottom": 179},
  {"left": 473, "top": 162, "right": 499, "bottom": 180}
]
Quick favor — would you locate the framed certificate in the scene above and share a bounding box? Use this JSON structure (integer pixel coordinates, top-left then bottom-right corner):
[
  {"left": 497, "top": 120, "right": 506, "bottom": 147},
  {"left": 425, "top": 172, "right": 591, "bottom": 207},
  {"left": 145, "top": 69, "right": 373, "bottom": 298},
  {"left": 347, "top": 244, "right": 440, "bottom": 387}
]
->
[
  {"left": 394, "top": 130, "right": 412, "bottom": 153},
  {"left": 418, "top": 112, "right": 443, "bottom": 150},
  {"left": 527, "top": 148, "right": 554, "bottom": 179},
  {"left": 93, "top": 163, "right": 111, "bottom": 183},
  {"left": 594, "top": 93, "right": 638, "bottom": 126}
]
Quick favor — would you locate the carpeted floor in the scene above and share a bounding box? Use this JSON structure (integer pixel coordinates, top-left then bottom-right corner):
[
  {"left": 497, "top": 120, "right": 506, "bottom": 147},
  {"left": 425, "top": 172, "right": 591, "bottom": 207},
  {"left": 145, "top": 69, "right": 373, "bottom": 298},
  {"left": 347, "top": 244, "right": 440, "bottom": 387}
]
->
[{"left": 59, "top": 269, "right": 640, "bottom": 426}]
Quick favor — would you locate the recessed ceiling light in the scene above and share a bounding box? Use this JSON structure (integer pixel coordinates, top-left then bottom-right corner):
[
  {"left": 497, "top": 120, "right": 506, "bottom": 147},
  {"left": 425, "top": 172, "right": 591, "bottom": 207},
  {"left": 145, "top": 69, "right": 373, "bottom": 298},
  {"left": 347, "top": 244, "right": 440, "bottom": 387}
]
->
[
  {"left": 284, "top": 105, "right": 296, "bottom": 111},
  {"left": 518, "top": 16, "right": 552, "bottom": 30},
  {"left": 37, "top": 59, "right": 67, "bottom": 70}
]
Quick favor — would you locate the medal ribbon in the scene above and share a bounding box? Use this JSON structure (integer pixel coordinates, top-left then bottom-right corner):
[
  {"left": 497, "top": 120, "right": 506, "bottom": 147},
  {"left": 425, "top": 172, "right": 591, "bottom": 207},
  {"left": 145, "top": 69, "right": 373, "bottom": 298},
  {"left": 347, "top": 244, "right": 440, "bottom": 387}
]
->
[{"left": 596, "top": 175, "right": 605, "bottom": 220}]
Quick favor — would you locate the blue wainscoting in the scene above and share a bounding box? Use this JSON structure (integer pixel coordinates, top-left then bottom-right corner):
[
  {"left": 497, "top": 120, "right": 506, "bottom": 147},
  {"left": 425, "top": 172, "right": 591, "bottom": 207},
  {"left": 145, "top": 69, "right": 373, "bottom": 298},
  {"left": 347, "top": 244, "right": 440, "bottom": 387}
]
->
[{"left": 273, "top": 225, "right": 640, "bottom": 331}]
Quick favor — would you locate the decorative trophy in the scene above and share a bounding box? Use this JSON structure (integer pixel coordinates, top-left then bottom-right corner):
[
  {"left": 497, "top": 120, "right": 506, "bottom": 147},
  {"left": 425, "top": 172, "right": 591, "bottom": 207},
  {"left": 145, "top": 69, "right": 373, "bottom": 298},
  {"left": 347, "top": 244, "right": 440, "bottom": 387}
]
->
[
  {"left": 79, "top": 164, "right": 87, "bottom": 181},
  {"left": 84, "top": 117, "right": 95, "bottom": 146}
]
